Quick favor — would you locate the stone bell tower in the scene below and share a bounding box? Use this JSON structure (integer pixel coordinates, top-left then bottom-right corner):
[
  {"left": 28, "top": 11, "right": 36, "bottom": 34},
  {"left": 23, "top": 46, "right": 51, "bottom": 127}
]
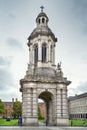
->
[{"left": 20, "top": 7, "right": 71, "bottom": 126}]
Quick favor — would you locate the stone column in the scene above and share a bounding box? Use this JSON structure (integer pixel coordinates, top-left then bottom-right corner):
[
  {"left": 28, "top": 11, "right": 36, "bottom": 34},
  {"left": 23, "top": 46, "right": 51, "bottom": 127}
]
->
[
  {"left": 27, "top": 88, "right": 38, "bottom": 126},
  {"left": 56, "top": 87, "right": 69, "bottom": 126},
  {"left": 38, "top": 42, "right": 41, "bottom": 61},
  {"left": 29, "top": 45, "right": 32, "bottom": 64},
  {"left": 48, "top": 41, "right": 51, "bottom": 62},
  {"left": 47, "top": 44, "right": 49, "bottom": 62},
  {"left": 22, "top": 88, "right": 27, "bottom": 125},
  {"left": 48, "top": 100, "right": 53, "bottom": 125},
  {"left": 56, "top": 88, "right": 62, "bottom": 119},
  {"left": 32, "top": 46, "right": 34, "bottom": 64},
  {"left": 32, "top": 88, "right": 38, "bottom": 118},
  {"left": 53, "top": 45, "right": 55, "bottom": 64},
  {"left": 62, "top": 88, "right": 69, "bottom": 119},
  {"left": 22, "top": 88, "right": 33, "bottom": 125},
  {"left": 22, "top": 83, "right": 38, "bottom": 126},
  {"left": 51, "top": 45, "right": 53, "bottom": 63}
]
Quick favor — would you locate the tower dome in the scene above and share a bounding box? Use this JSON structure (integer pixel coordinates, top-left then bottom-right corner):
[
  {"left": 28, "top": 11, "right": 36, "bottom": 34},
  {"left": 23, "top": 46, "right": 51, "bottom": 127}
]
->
[
  {"left": 36, "top": 6, "right": 49, "bottom": 26},
  {"left": 28, "top": 7, "right": 57, "bottom": 43},
  {"left": 36, "top": 11, "right": 49, "bottom": 25}
]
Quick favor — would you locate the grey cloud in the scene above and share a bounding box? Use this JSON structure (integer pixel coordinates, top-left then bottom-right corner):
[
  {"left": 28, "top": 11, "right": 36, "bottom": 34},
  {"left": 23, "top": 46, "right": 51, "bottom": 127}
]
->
[
  {"left": 74, "top": 0, "right": 87, "bottom": 17},
  {"left": 68, "top": 82, "right": 87, "bottom": 96},
  {"left": 0, "top": 68, "right": 14, "bottom": 90},
  {"left": 7, "top": 38, "right": 23, "bottom": 50},
  {"left": 0, "top": 56, "right": 11, "bottom": 66},
  {"left": 77, "top": 82, "right": 87, "bottom": 93},
  {"left": 81, "top": 54, "right": 87, "bottom": 63},
  {"left": 9, "top": 13, "right": 15, "bottom": 19},
  {"left": 73, "top": 0, "right": 87, "bottom": 33},
  {"left": 68, "top": 87, "right": 79, "bottom": 96}
]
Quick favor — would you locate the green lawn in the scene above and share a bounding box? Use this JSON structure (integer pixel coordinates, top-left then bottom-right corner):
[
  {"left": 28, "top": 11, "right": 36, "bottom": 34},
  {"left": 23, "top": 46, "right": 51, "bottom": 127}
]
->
[
  {"left": 0, "top": 119, "right": 18, "bottom": 126},
  {"left": 70, "top": 120, "right": 87, "bottom": 126},
  {"left": 0, "top": 118, "right": 87, "bottom": 126},
  {"left": 39, "top": 119, "right": 45, "bottom": 123}
]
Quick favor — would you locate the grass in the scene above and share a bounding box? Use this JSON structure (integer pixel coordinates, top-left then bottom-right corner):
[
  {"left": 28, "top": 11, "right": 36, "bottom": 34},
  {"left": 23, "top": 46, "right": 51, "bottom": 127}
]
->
[
  {"left": 70, "top": 120, "right": 87, "bottom": 126},
  {"left": 0, "top": 118, "right": 87, "bottom": 126},
  {"left": 39, "top": 119, "right": 45, "bottom": 123},
  {"left": 0, "top": 119, "right": 18, "bottom": 126}
]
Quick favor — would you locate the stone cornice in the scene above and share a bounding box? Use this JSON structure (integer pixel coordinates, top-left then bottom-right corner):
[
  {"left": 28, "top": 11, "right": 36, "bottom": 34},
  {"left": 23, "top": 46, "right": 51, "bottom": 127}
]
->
[
  {"left": 20, "top": 75, "right": 71, "bottom": 85},
  {"left": 28, "top": 27, "right": 57, "bottom": 43}
]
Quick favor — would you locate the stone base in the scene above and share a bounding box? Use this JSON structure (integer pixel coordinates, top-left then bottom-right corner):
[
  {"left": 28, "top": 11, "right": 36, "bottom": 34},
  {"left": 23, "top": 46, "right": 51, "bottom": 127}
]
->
[
  {"left": 22, "top": 117, "right": 38, "bottom": 126},
  {"left": 56, "top": 118, "right": 69, "bottom": 126},
  {"left": 47, "top": 123, "right": 56, "bottom": 126}
]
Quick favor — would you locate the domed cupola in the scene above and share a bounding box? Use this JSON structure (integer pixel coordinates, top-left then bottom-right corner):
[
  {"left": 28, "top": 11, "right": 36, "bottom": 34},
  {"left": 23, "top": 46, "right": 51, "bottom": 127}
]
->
[
  {"left": 28, "top": 6, "right": 57, "bottom": 42},
  {"left": 36, "top": 6, "right": 49, "bottom": 26}
]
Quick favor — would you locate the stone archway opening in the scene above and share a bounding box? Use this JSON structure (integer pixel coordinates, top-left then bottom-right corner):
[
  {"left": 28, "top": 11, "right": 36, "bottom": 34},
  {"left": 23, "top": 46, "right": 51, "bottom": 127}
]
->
[
  {"left": 38, "top": 91, "right": 55, "bottom": 126},
  {"left": 38, "top": 99, "right": 46, "bottom": 125}
]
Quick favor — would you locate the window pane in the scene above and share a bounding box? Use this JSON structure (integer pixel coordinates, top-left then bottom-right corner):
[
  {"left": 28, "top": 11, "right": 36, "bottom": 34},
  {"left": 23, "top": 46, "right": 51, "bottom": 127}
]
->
[
  {"left": 42, "top": 45, "right": 46, "bottom": 62},
  {"left": 34, "top": 46, "right": 38, "bottom": 64}
]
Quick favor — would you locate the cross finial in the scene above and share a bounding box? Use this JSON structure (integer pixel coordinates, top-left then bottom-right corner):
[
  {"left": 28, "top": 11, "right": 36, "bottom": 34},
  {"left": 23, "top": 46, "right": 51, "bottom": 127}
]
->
[{"left": 40, "top": 6, "right": 44, "bottom": 12}]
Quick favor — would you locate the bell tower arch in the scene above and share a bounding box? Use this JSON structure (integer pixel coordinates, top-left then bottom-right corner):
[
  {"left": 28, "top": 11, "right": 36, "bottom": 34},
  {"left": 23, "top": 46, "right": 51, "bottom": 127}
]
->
[{"left": 20, "top": 7, "right": 71, "bottom": 126}]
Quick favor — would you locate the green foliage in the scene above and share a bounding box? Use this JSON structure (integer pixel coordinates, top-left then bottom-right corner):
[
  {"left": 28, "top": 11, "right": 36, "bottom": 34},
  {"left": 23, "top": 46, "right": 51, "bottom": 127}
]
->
[
  {"left": 12, "top": 101, "right": 22, "bottom": 118},
  {"left": 70, "top": 120, "right": 87, "bottom": 126},
  {"left": 0, "top": 99, "right": 6, "bottom": 114},
  {"left": 39, "top": 119, "right": 45, "bottom": 123},
  {"left": 0, "top": 119, "right": 18, "bottom": 126},
  {"left": 38, "top": 107, "right": 43, "bottom": 119}
]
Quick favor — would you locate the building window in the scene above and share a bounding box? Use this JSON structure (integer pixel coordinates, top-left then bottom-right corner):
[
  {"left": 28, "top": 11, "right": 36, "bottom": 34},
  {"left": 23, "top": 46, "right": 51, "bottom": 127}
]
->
[
  {"left": 42, "top": 44, "right": 46, "bottom": 62},
  {"left": 50, "top": 45, "right": 53, "bottom": 62},
  {"left": 38, "top": 18, "right": 40, "bottom": 24},
  {"left": 86, "top": 99, "right": 87, "bottom": 104},
  {"left": 34, "top": 45, "right": 38, "bottom": 64},
  {"left": 42, "top": 18, "right": 45, "bottom": 23}
]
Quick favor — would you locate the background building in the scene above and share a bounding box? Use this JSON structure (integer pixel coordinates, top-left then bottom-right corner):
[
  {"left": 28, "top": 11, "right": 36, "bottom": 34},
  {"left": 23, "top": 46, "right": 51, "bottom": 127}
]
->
[
  {"left": 0, "top": 98, "right": 17, "bottom": 118},
  {"left": 38, "top": 102, "right": 46, "bottom": 119},
  {"left": 68, "top": 93, "right": 87, "bottom": 120}
]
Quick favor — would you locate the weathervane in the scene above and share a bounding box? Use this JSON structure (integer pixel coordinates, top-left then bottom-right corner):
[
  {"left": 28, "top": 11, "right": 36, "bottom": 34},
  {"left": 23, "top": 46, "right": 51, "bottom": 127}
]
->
[{"left": 40, "top": 6, "right": 44, "bottom": 12}]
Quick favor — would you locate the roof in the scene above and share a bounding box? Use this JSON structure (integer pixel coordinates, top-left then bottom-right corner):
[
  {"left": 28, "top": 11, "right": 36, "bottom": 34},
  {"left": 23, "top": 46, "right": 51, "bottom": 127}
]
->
[
  {"left": 36, "top": 12, "right": 49, "bottom": 22},
  {"left": 68, "top": 92, "right": 87, "bottom": 101},
  {"left": 4, "top": 102, "right": 12, "bottom": 106},
  {"left": 28, "top": 11, "right": 57, "bottom": 42},
  {"left": 28, "top": 26, "right": 57, "bottom": 42}
]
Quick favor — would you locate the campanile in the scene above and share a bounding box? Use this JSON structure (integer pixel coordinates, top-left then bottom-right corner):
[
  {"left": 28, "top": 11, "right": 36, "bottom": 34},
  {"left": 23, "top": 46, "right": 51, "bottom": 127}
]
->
[{"left": 20, "top": 7, "right": 71, "bottom": 126}]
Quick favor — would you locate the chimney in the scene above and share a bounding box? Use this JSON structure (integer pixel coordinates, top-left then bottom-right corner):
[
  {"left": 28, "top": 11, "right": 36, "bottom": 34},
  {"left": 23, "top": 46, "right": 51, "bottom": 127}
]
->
[
  {"left": 15, "top": 98, "right": 17, "bottom": 102},
  {"left": 12, "top": 98, "right": 14, "bottom": 103}
]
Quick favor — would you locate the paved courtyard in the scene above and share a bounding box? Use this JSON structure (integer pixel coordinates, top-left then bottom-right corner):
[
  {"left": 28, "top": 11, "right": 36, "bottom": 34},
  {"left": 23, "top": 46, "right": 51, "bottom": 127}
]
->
[{"left": 0, "top": 126, "right": 87, "bottom": 130}]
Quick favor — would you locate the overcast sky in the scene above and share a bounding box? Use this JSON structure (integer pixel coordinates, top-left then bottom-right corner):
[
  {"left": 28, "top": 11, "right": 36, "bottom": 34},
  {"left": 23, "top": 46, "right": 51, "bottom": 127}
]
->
[{"left": 0, "top": 0, "right": 87, "bottom": 101}]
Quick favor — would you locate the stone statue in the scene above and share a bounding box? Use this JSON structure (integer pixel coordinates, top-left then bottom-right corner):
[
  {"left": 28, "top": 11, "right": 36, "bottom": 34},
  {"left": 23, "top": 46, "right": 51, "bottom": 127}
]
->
[
  {"left": 27, "top": 63, "right": 30, "bottom": 70},
  {"left": 57, "top": 62, "right": 62, "bottom": 69}
]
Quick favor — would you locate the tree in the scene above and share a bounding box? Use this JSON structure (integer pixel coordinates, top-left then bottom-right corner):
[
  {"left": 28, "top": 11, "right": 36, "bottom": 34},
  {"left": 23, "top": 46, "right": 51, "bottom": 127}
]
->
[
  {"left": 38, "top": 106, "right": 43, "bottom": 119},
  {"left": 0, "top": 99, "right": 6, "bottom": 114},
  {"left": 13, "top": 101, "right": 22, "bottom": 118}
]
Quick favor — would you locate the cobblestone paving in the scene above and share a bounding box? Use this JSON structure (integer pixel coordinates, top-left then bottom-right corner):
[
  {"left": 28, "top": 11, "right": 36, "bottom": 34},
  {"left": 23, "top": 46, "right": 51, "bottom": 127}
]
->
[{"left": 0, "top": 126, "right": 87, "bottom": 130}]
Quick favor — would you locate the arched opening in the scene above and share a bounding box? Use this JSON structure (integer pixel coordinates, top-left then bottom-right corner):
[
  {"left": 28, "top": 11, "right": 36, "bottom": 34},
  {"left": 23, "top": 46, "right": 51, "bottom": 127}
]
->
[
  {"left": 42, "top": 17, "right": 45, "bottom": 23},
  {"left": 38, "top": 99, "right": 46, "bottom": 125},
  {"left": 38, "top": 91, "right": 55, "bottom": 126},
  {"left": 42, "top": 44, "right": 47, "bottom": 62},
  {"left": 34, "top": 45, "right": 38, "bottom": 64},
  {"left": 50, "top": 45, "right": 54, "bottom": 62},
  {"left": 38, "top": 18, "right": 40, "bottom": 24}
]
